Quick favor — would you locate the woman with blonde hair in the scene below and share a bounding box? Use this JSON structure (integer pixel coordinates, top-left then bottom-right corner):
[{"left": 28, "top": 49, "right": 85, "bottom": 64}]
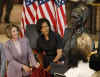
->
[
  {"left": 4, "top": 24, "right": 40, "bottom": 77},
  {"left": 77, "top": 33, "right": 92, "bottom": 50},
  {"left": 77, "top": 33, "right": 97, "bottom": 57}
]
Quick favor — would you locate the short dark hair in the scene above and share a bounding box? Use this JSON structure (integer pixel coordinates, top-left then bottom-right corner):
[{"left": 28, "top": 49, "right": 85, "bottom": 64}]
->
[
  {"left": 5, "top": 24, "right": 20, "bottom": 39},
  {"left": 36, "top": 18, "right": 51, "bottom": 33},
  {"left": 67, "top": 48, "right": 88, "bottom": 68}
]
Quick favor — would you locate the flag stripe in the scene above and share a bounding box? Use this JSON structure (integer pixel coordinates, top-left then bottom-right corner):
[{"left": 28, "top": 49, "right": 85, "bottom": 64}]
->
[
  {"left": 57, "top": 9, "right": 64, "bottom": 37},
  {"left": 32, "top": 2, "right": 38, "bottom": 10},
  {"left": 24, "top": 6, "right": 33, "bottom": 24},
  {"left": 27, "top": 6, "right": 35, "bottom": 23},
  {"left": 58, "top": 8, "right": 65, "bottom": 28},
  {"left": 60, "top": 6, "right": 66, "bottom": 26},
  {"left": 29, "top": 5, "right": 36, "bottom": 23},
  {"left": 39, "top": 5, "right": 46, "bottom": 18},
  {"left": 22, "top": 12, "right": 26, "bottom": 29},
  {"left": 21, "top": 18, "right": 25, "bottom": 36},
  {"left": 23, "top": 6, "right": 30, "bottom": 24},
  {"left": 21, "top": 18, "right": 25, "bottom": 32},
  {"left": 32, "top": 1, "right": 39, "bottom": 22},
  {"left": 62, "top": 5, "right": 67, "bottom": 23},
  {"left": 45, "top": 2, "right": 57, "bottom": 31}
]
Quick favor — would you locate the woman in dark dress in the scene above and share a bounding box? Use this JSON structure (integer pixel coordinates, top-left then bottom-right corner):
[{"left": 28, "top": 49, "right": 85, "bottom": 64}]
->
[{"left": 36, "top": 18, "right": 64, "bottom": 76}]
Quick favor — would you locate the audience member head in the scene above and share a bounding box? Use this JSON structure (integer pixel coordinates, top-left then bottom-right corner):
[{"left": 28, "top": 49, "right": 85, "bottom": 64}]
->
[
  {"left": 67, "top": 48, "right": 88, "bottom": 68},
  {"left": 5, "top": 24, "right": 20, "bottom": 40},
  {"left": 36, "top": 18, "right": 51, "bottom": 36},
  {"left": 77, "top": 33, "right": 92, "bottom": 50}
]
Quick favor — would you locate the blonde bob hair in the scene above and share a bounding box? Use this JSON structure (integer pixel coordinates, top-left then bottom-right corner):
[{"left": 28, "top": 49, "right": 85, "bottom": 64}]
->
[
  {"left": 5, "top": 24, "right": 20, "bottom": 39},
  {"left": 77, "top": 33, "right": 92, "bottom": 57}
]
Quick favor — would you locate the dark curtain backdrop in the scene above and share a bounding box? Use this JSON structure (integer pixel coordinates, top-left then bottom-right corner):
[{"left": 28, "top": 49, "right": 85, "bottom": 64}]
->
[{"left": 14, "top": 0, "right": 23, "bottom": 4}]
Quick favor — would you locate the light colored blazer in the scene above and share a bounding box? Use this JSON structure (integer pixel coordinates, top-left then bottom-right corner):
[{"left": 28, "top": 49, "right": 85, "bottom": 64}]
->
[
  {"left": 4, "top": 37, "right": 37, "bottom": 77},
  {"left": 64, "top": 61, "right": 95, "bottom": 77},
  {"left": 0, "top": 43, "right": 6, "bottom": 77}
]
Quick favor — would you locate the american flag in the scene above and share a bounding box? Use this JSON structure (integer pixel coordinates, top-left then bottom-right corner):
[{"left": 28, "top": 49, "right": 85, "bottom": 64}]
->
[
  {"left": 21, "top": 0, "right": 38, "bottom": 35},
  {"left": 55, "top": 0, "right": 67, "bottom": 37},
  {"left": 21, "top": 0, "right": 67, "bottom": 37}
]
